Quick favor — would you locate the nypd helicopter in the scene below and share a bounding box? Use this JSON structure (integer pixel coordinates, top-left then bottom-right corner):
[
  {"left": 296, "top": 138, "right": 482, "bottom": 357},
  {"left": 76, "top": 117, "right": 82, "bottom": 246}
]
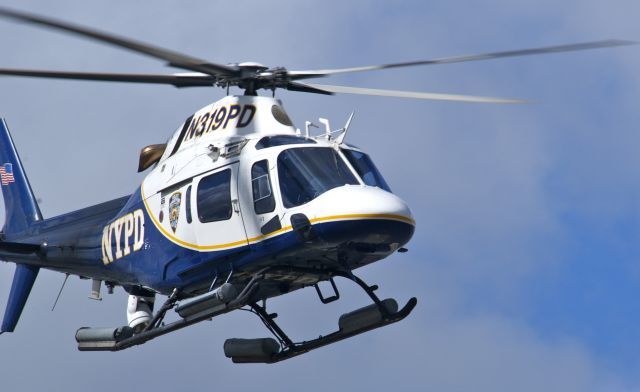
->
[{"left": 0, "top": 8, "right": 634, "bottom": 363}]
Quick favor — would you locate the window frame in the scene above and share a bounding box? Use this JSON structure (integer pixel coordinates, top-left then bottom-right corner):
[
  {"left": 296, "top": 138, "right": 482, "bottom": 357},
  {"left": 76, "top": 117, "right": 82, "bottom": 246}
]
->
[
  {"left": 185, "top": 185, "right": 193, "bottom": 223},
  {"left": 251, "top": 159, "right": 276, "bottom": 214}
]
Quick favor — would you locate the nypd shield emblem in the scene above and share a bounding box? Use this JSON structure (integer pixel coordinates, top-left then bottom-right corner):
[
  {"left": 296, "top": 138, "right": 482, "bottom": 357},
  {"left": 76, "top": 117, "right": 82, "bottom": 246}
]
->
[{"left": 169, "top": 192, "right": 181, "bottom": 233}]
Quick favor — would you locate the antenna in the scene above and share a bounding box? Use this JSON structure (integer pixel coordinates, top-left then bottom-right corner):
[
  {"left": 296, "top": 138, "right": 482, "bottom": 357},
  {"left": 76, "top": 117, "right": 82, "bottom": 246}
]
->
[
  {"left": 305, "top": 121, "right": 318, "bottom": 138},
  {"left": 51, "top": 273, "right": 70, "bottom": 311},
  {"left": 336, "top": 111, "right": 355, "bottom": 144},
  {"left": 318, "top": 118, "right": 331, "bottom": 140}
]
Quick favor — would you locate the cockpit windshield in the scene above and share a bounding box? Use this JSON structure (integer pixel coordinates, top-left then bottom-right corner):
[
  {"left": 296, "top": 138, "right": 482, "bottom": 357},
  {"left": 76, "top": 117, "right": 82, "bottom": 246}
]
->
[
  {"left": 341, "top": 148, "right": 391, "bottom": 192},
  {"left": 278, "top": 147, "right": 359, "bottom": 208}
]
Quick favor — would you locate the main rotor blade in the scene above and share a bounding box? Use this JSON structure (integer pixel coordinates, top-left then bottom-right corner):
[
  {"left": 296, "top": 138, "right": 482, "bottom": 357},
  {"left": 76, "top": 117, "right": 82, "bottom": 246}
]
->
[
  {"left": 0, "top": 7, "right": 239, "bottom": 77},
  {"left": 290, "top": 40, "right": 636, "bottom": 78},
  {"left": 285, "top": 82, "right": 334, "bottom": 95},
  {"left": 303, "top": 83, "right": 528, "bottom": 103},
  {"left": 0, "top": 68, "right": 216, "bottom": 87}
]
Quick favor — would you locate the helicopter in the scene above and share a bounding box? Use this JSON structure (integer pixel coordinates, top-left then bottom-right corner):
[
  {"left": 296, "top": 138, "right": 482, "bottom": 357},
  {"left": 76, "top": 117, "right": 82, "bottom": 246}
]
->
[{"left": 0, "top": 7, "right": 634, "bottom": 363}]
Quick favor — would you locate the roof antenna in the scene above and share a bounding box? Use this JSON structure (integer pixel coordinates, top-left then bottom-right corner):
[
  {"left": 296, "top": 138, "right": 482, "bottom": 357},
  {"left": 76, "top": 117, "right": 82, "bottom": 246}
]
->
[
  {"left": 318, "top": 118, "right": 331, "bottom": 140},
  {"left": 305, "top": 121, "right": 318, "bottom": 138},
  {"left": 51, "top": 273, "right": 70, "bottom": 311},
  {"left": 336, "top": 111, "right": 355, "bottom": 144}
]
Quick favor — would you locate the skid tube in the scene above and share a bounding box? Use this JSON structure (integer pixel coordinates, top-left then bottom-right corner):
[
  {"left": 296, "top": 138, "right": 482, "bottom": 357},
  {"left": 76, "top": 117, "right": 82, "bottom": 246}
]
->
[{"left": 227, "top": 268, "right": 418, "bottom": 363}]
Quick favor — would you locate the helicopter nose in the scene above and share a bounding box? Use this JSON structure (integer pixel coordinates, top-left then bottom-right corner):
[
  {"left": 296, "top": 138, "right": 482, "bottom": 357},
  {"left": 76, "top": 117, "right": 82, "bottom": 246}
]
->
[{"left": 295, "top": 186, "right": 415, "bottom": 252}]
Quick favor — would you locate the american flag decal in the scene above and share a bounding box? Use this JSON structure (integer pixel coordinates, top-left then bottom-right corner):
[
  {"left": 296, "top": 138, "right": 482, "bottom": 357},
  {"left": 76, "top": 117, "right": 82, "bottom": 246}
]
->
[{"left": 0, "top": 163, "right": 15, "bottom": 185}]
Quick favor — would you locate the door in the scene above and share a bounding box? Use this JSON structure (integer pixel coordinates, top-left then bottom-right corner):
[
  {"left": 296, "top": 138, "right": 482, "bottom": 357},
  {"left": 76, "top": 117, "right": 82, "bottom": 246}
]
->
[
  {"left": 192, "top": 163, "right": 248, "bottom": 252},
  {"left": 238, "top": 155, "right": 283, "bottom": 244}
]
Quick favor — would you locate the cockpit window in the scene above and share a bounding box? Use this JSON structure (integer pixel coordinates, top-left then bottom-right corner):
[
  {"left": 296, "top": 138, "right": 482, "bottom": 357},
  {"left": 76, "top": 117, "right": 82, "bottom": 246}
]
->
[
  {"left": 341, "top": 148, "right": 391, "bottom": 192},
  {"left": 251, "top": 160, "right": 276, "bottom": 214},
  {"left": 255, "top": 135, "right": 316, "bottom": 150},
  {"left": 278, "top": 147, "right": 359, "bottom": 208}
]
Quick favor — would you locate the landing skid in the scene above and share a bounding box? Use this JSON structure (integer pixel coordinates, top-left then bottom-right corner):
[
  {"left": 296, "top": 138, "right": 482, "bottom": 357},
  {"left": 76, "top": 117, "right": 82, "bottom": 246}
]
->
[
  {"left": 75, "top": 267, "right": 417, "bottom": 363},
  {"left": 233, "top": 270, "right": 417, "bottom": 363}
]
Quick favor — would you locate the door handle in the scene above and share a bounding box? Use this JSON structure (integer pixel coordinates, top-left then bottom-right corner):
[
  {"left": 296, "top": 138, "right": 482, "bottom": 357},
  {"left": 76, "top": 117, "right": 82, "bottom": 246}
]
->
[{"left": 231, "top": 199, "right": 240, "bottom": 214}]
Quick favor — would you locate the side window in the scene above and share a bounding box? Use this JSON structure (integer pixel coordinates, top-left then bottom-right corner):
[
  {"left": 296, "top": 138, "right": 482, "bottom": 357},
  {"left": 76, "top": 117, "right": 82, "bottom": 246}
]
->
[
  {"left": 251, "top": 160, "right": 276, "bottom": 214},
  {"left": 185, "top": 185, "right": 192, "bottom": 223},
  {"left": 197, "top": 169, "right": 232, "bottom": 222}
]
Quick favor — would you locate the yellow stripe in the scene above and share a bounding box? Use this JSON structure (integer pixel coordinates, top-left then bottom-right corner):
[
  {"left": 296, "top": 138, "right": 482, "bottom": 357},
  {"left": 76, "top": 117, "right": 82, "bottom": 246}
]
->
[
  {"left": 245, "top": 213, "right": 415, "bottom": 244},
  {"left": 246, "top": 225, "right": 292, "bottom": 243},
  {"left": 310, "top": 213, "right": 415, "bottom": 225},
  {"left": 141, "top": 185, "right": 414, "bottom": 251}
]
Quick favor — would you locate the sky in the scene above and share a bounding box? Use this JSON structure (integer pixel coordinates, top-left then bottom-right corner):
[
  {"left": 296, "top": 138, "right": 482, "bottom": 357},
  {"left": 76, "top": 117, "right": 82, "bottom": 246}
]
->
[{"left": 0, "top": 0, "right": 639, "bottom": 391}]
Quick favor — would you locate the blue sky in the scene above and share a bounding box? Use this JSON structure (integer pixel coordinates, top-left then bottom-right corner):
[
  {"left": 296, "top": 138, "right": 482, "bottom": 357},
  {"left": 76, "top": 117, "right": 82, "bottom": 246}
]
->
[{"left": 0, "top": 1, "right": 639, "bottom": 391}]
